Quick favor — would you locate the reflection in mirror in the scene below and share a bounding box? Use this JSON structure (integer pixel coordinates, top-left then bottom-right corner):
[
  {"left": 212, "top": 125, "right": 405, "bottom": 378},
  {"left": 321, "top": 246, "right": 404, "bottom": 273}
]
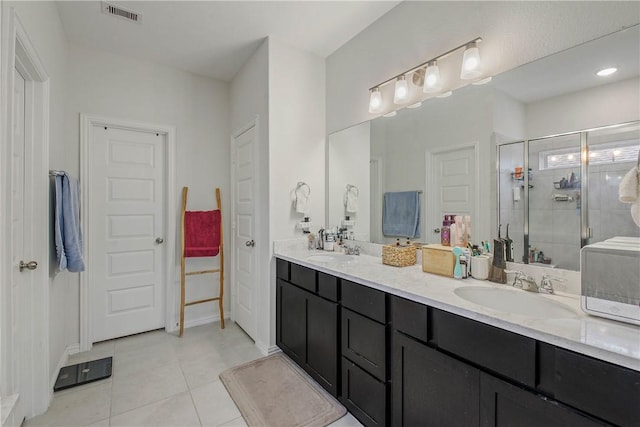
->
[
  {"left": 326, "top": 25, "right": 640, "bottom": 268},
  {"left": 528, "top": 133, "right": 582, "bottom": 270},
  {"left": 498, "top": 122, "right": 640, "bottom": 271}
]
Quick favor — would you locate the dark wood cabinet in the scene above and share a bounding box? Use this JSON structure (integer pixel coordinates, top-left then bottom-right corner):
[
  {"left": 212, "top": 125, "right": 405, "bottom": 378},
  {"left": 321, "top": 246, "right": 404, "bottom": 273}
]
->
[
  {"left": 276, "top": 278, "right": 307, "bottom": 365},
  {"left": 342, "top": 357, "right": 387, "bottom": 427},
  {"left": 392, "top": 331, "right": 480, "bottom": 427},
  {"left": 480, "top": 372, "right": 607, "bottom": 427},
  {"left": 276, "top": 270, "right": 339, "bottom": 397},
  {"left": 277, "top": 262, "right": 639, "bottom": 427},
  {"left": 307, "top": 292, "right": 339, "bottom": 396}
]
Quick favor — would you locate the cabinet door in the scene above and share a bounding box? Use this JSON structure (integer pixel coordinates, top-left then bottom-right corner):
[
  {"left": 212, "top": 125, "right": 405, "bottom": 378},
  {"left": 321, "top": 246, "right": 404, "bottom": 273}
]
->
[
  {"left": 277, "top": 279, "right": 307, "bottom": 365},
  {"left": 342, "top": 357, "right": 387, "bottom": 427},
  {"left": 342, "top": 308, "right": 386, "bottom": 381},
  {"left": 392, "top": 331, "right": 480, "bottom": 427},
  {"left": 480, "top": 373, "right": 608, "bottom": 427},
  {"left": 307, "top": 294, "right": 339, "bottom": 397}
]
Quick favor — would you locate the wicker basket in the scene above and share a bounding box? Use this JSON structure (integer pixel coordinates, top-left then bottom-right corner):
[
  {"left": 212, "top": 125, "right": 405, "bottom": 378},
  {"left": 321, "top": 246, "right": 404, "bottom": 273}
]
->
[{"left": 382, "top": 244, "right": 417, "bottom": 267}]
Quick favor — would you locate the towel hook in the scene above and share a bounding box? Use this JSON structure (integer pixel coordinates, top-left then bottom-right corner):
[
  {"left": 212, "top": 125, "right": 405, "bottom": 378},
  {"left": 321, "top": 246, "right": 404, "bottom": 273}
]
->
[
  {"left": 346, "top": 184, "right": 359, "bottom": 196},
  {"left": 296, "top": 182, "right": 310, "bottom": 196}
]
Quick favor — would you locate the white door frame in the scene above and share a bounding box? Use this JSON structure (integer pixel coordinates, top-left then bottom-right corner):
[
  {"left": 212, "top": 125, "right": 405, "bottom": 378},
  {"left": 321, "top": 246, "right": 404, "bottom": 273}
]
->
[
  {"left": 79, "top": 114, "right": 176, "bottom": 351},
  {"left": 425, "top": 141, "right": 480, "bottom": 243},
  {"left": 229, "top": 116, "right": 260, "bottom": 340},
  {"left": 0, "top": 8, "right": 50, "bottom": 422}
]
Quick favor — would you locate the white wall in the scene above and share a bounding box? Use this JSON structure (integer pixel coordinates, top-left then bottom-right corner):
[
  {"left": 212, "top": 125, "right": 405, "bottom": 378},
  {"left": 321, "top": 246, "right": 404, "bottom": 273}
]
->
[
  {"left": 269, "top": 39, "right": 326, "bottom": 240},
  {"left": 526, "top": 77, "right": 640, "bottom": 138},
  {"left": 326, "top": 1, "right": 640, "bottom": 134},
  {"left": 230, "top": 39, "right": 270, "bottom": 351},
  {"left": 328, "top": 121, "right": 370, "bottom": 240},
  {"left": 230, "top": 38, "right": 326, "bottom": 352},
  {"left": 268, "top": 39, "right": 325, "bottom": 350},
  {"left": 4, "top": 0, "right": 70, "bottom": 386},
  {"left": 65, "top": 44, "right": 230, "bottom": 334}
]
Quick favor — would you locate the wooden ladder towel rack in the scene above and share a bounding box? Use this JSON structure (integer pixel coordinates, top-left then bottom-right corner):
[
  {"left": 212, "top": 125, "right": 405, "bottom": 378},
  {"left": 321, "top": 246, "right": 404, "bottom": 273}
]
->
[{"left": 179, "top": 187, "right": 224, "bottom": 336}]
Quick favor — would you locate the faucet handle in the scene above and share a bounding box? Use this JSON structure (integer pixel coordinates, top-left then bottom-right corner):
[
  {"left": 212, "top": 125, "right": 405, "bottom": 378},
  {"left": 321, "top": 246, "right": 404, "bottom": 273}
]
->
[{"left": 539, "top": 274, "right": 565, "bottom": 294}]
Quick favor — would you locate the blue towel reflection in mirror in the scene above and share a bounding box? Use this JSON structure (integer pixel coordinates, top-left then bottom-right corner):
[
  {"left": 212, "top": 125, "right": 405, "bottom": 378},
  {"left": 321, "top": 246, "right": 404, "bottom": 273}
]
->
[{"left": 382, "top": 191, "right": 421, "bottom": 238}]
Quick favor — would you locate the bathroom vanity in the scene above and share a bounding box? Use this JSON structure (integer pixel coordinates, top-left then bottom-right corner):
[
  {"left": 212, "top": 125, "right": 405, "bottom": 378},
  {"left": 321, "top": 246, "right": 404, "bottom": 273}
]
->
[{"left": 274, "top": 244, "right": 640, "bottom": 427}]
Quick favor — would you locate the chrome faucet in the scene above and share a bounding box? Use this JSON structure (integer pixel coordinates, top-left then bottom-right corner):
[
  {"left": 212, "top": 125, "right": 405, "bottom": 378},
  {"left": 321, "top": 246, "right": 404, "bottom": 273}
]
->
[
  {"left": 343, "top": 244, "right": 360, "bottom": 255},
  {"left": 512, "top": 271, "right": 538, "bottom": 292},
  {"left": 539, "top": 274, "right": 565, "bottom": 294}
]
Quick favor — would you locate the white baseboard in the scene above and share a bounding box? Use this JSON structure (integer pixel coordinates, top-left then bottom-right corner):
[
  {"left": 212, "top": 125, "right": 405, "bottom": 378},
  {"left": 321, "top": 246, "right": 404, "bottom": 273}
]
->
[
  {"left": 182, "top": 314, "right": 231, "bottom": 330},
  {"left": 49, "top": 343, "right": 80, "bottom": 400}
]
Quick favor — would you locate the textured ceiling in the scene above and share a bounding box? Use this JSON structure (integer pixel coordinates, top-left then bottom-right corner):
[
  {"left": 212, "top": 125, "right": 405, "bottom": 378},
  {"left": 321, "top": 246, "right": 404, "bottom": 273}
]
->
[{"left": 56, "top": 1, "right": 400, "bottom": 81}]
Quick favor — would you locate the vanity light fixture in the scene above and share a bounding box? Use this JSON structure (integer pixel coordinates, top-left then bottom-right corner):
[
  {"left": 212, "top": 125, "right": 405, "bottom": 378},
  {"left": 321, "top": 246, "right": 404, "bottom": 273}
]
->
[
  {"left": 393, "top": 75, "right": 409, "bottom": 104},
  {"left": 369, "top": 87, "right": 383, "bottom": 114},
  {"left": 436, "top": 91, "right": 453, "bottom": 98},
  {"left": 383, "top": 111, "right": 397, "bottom": 117},
  {"left": 472, "top": 76, "right": 493, "bottom": 85},
  {"left": 407, "top": 101, "right": 423, "bottom": 109},
  {"left": 460, "top": 41, "right": 482, "bottom": 80},
  {"left": 367, "top": 37, "right": 483, "bottom": 113},
  {"left": 423, "top": 61, "right": 442, "bottom": 93},
  {"left": 596, "top": 67, "right": 618, "bottom": 77}
]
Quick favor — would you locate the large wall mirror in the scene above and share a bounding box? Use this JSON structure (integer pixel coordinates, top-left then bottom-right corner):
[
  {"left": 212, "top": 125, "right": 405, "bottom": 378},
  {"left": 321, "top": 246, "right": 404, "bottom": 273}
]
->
[{"left": 327, "top": 25, "right": 639, "bottom": 271}]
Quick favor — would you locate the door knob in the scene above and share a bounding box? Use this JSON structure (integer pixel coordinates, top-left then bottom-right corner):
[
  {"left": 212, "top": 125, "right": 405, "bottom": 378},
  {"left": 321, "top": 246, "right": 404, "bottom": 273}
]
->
[
  {"left": 19, "top": 260, "right": 38, "bottom": 272},
  {"left": 245, "top": 240, "right": 255, "bottom": 247},
  {"left": 155, "top": 237, "right": 164, "bottom": 244},
  {"left": 433, "top": 228, "right": 441, "bottom": 233}
]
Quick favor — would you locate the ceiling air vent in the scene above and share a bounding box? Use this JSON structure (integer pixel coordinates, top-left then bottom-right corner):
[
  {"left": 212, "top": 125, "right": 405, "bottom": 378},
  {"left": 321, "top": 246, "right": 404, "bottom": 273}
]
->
[{"left": 102, "top": 2, "right": 142, "bottom": 23}]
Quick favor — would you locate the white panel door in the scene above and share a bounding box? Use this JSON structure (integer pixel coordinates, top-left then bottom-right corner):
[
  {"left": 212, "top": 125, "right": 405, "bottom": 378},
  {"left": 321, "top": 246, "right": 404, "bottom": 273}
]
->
[
  {"left": 232, "top": 126, "right": 257, "bottom": 340},
  {"left": 429, "top": 146, "right": 476, "bottom": 242},
  {"left": 10, "top": 66, "right": 30, "bottom": 426},
  {"left": 91, "top": 126, "right": 166, "bottom": 342}
]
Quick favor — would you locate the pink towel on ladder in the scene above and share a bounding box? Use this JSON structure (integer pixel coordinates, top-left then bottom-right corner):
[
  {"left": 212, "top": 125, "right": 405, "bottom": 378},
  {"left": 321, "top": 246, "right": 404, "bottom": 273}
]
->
[{"left": 184, "top": 210, "right": 221, "bottom": 257}]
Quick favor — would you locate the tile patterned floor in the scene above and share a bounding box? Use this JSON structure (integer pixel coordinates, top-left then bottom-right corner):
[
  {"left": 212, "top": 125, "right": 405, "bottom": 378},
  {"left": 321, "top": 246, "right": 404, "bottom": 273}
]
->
[{"left": 25, "top": 322, "right": 362, "bottom": 427}]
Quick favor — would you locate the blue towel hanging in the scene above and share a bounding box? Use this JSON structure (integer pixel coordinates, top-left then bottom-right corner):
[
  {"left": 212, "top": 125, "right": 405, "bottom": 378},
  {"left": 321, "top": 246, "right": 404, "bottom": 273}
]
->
[
  {"left": 382, "top": 191, "right": 421, "bottom": 238},
  {"left": 53, "top": 172, "right": 85, "bottom": 272}
]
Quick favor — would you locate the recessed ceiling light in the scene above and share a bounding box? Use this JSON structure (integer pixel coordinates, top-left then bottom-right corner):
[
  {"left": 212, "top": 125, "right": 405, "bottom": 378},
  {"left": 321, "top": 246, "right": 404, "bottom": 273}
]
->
[
  {"left": 596, "top": 67, "right": 618, "bottom": 77},
  {"left": 383, "top": 111, "right": 397, "bottom": 118}
]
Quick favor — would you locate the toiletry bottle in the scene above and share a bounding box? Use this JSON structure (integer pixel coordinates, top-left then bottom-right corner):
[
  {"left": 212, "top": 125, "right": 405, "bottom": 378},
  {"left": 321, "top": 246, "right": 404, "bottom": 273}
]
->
[
  {"left": 464, "top": 216, "right": 471, "bottom": 248},
  {"left": 453, "top": 216, "right": 466, "bottom": 247},
  {"left": 441, "top": 220, "right": 450, "bottom": 246}
]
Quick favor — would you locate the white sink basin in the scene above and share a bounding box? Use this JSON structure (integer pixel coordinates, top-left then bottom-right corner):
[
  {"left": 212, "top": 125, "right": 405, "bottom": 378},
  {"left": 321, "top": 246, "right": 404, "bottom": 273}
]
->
[
  {"left": 454, "top": 286, "right": 578, "bottom": 319},
  {"left": 306, "top": 253, "right": 355, "bottom": 263}
]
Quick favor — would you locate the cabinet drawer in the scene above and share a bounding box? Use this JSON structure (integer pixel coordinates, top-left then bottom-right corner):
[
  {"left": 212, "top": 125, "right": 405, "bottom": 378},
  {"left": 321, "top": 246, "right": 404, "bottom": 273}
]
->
[
  {"left": 342, "top": 308, "right": 387, "bottom": 381},
  {"left": 342, "top": 357, "right": 387, "bottom": 427},
  {"left": 276, "top": 258, "right": 289, "bottom": 280},
  {"left": 342, "top": 280, "right": 386, "bottom": 323},
  {"left": 550, "top": 347, "right": 640, "bottom": 426},
  {"left": 480, "top": 372, "right": 607, "bottom": 427},
  {"left": 433, "top": 309, "right": 536, "bottom": 387},
  {"left": 318, "top": 271, "right": 339, "bottom": 302},
  {"left": 290, "top": 263, "right": 317, "bottom": 293},
  {"left": 390, "top": 295, "right": 428, "bottom": 343}
]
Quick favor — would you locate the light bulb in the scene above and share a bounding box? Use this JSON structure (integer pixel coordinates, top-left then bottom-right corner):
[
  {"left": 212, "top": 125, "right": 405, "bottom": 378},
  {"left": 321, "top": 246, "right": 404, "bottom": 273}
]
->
[
  {"left": 393, "top": 75, "right": 409, "bottom": 104},
  {"left": 369, "top": 88, "right": 383, "bottom": 114},
  {"left": 460, "top": 42, "right": 482, "bottom": 80},
  {"left": 423, "top": 61, "right": 442, "bottom": 93},
  {"left": 596, "top": 67, "right": 617, "bottom": 77}
]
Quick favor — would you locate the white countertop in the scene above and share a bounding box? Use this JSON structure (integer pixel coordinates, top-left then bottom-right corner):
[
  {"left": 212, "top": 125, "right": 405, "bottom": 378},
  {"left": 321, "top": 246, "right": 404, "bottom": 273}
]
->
[{"left": 274, "top": 240, "right": 640, "bottom": 372}]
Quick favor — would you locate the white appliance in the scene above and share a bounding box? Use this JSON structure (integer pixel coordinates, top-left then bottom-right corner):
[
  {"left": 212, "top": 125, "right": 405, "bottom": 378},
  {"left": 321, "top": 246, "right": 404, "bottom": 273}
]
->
[{"left": 581, "top": 237, "right": 640, "bottom": 326}]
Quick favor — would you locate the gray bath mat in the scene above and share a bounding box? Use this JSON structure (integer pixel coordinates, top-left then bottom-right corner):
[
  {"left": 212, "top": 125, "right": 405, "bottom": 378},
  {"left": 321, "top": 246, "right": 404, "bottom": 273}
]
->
[{"left": 219, "top": 353, "right": 346, "bottom": 427}]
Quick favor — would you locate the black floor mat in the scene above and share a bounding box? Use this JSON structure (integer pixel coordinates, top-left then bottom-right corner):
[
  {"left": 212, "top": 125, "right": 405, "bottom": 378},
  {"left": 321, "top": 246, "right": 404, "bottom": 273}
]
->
[{"left": 53, "top": 357, "right": 113, "bottom": 392}]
